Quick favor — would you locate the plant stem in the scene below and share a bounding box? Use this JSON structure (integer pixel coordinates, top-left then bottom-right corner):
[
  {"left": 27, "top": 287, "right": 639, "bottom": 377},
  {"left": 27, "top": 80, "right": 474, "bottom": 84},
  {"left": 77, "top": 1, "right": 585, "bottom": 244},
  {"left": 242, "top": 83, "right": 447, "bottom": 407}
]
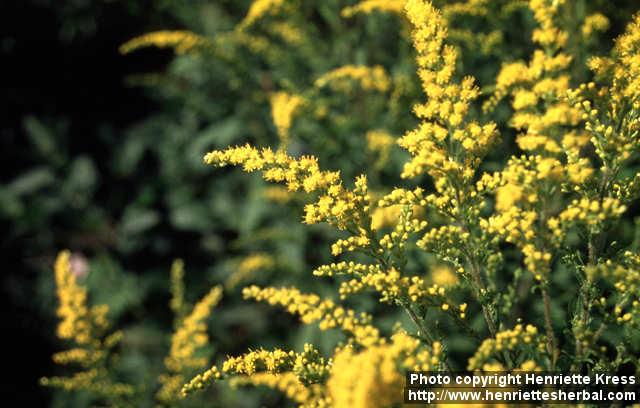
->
[
  {"left": 542, "top": 286, "right": 559, "bottom": 369},
  {"left": 468, "top": 257, "right": 497, "bottom": 336},
  {"left": 401, "top": 300, "right": 435, "bottom": 343}
]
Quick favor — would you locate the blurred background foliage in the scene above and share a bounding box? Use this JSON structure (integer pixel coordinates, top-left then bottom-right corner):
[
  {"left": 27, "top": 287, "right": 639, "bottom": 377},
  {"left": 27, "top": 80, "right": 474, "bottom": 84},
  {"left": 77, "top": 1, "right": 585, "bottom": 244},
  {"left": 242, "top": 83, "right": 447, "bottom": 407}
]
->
[{"left": 2, "top": 0, "right": 639, "bottom": 406}]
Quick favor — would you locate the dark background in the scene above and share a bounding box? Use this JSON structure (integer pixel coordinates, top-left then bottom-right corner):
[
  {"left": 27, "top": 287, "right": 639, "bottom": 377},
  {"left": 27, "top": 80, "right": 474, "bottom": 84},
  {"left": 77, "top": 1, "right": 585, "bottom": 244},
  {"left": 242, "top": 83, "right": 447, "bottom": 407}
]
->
[{"left": 1, "top": 1, "right": 173, "bottom": 404}]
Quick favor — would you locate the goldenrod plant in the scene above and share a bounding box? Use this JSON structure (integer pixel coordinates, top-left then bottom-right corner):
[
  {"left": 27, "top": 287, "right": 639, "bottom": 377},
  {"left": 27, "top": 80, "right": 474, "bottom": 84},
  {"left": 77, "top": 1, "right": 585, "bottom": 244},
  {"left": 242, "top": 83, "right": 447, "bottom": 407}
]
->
[
  {"left": 40, "top": 251, "right": 133, "bottom": 404},
  {"left": 44, "top": 254, "right": 225, "bottom": 406},
  {"left": 39, "top": 0, "right": 640, "bottom": 406}
]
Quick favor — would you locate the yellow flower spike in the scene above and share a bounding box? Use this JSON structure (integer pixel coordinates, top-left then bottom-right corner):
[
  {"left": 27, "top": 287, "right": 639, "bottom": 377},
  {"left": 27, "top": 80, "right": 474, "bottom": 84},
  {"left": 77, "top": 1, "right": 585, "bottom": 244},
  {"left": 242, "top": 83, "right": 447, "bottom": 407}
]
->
[
  {"left": 119, "top": 30, "right": 211, "bottom": 55},
  {"left": 314, "top": 65, "right": 391, "bottom": 93},
  {"left": 157, "top": 284, "right": 223, "bottom": 403},
  {"left": 238, "top": 0, "right": 287, "bottom": 30},
  {"left": 341, "top": 0, "right": 405, "bottom": 17},
  {"left": 400, "top": 0, "right": 498, "bottom": 184},
  {"left": 54, "top": 251, "right": 91, "bottom": 344},
  {"left": 43, "top": 251, "right": 133, "bottom": 397}
]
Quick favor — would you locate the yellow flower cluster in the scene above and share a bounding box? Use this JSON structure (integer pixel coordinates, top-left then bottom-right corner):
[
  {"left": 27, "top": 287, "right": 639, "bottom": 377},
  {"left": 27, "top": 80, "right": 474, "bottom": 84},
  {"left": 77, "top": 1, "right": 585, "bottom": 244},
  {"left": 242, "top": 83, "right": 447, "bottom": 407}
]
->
[
  {"left": 366, "top": 130, "right": 395, "bottom": 169},
  {"left": 487, "top": 0, "right": 580, "bottom": 155},
  {"left": 305, "top": 174, "right": 369, "bottom": 231},
  {"left": 54, "top": 250, "right": 96, "bottom": 344},
  {"left": 431, "top": 264, "right": 459, "bottom": 287},
  {"left": 370, "top": 204, "right": 402, "bottom": 231},
  {"left": 418, "top": 225, "right": 469, "bottom": 261},
  {"left": 242, "top": 285, "right": 382, "bottom": 347},
  {"left": 157, "top": 285, "right": 223, "bottom": 403},
  {"left": 183, "top": 343, "right": 331, "bottom": 403},
  {"left": 169, "top": 2, "right": 640, "bottom": 405},
  {"left": 229, "top": 373, "right": 326, "bottom": 407},
  {"left": 556, "top": 197, "right": 626, "bottom": 233},
  {"left": 181, "top": 366, "right": 222, "bottom": 396},
  {"left": 51, "top": 348, "right": 102, "bottom": 367},
  {"left": 569, "top": 14, "right": 640, "bottom": 171},
  {"left": 119, "top": 30, "right": 211, "bottom": 55},
  {"left": 587, "top": 253, "right": 640, "bottom": 328},
  {"left": 238, "top": 0, "right": 287, "bottom": 30},
  {"left": 331, "top": 233, "right": 370, "bottom": 256},
  {"left": 341, "top": 0, "right": 405, "bottom": 17},
  {"left": 164, "top": 285, "right": 223, "bottom": 373},
  {"left": 204, "top": 145, "right": 371, "bottom": 231},
  {"left": 327, "top": 332, "right": 441, "bottom": 408},
  {"left": 204, "top": 145, "right": 340, "bottom": 193},
  {"left": 225, "top": 343, "right": 330, "bottom": 386},
  {"left": 222, "top": 348, "right": 298, "bottom": 375},
  {"left": 377, "top": 204, "right": 428, "bottom": 251},
  {"left": 314, "top": 65, "right": 391, "bottom": 93},
  {"left": 614, "top": 20, "right": 640, "bottom": 103},
  {"left": 225, "top": 253, "right": 276, "bottom": 290},
  {"left": 400, "top": 0, "right": 498, "bottom": 182},
  {"left": 481, "top": 155, "right": 567, "bottom": 280},
  {"left": 529, "top": 0, "right": 567, "bottom": 48},
  {"left": 467, "top": 324, "right": 546, "bottom": 370},
  {"left": 314, "top": 261, "right": 463, "bottom": 318},
  {"left": 582, "top": 13, "right": 609, "bottom": 39},
  {"left": 42, "top": 251, "right": 133, "bottom": 397},
  {"left": 270, "top": 91, "right": 305, "bottom": 148}
]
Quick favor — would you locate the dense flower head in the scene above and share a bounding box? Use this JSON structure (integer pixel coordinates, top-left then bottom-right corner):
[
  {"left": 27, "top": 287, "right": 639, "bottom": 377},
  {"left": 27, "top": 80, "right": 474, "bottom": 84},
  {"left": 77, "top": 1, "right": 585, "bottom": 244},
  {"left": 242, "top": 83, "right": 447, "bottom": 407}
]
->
[
  {"left": 485, "top": 0, "right": 582, "bottom": 158},
  {"left": 400, "top": 0, "right": 498, "bottom": 183},
  {"left": 54, "top": 250, "right": 93, "bottom": 344},
  {"left": 327, "top": 332, "right": 442, "bottom": 408},
  {"left": 529, "top": 0, "right": 567, "bottom": 49},
  {"left": 613, "top": 13, "right": 640, "bottom": 103}
]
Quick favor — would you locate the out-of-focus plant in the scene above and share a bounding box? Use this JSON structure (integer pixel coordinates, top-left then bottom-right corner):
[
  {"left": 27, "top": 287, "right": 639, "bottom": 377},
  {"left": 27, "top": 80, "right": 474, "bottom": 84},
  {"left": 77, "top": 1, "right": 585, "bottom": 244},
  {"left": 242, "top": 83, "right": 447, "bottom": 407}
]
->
[{"left": 37, "top": 0, "right": 640, "bottom": 406}]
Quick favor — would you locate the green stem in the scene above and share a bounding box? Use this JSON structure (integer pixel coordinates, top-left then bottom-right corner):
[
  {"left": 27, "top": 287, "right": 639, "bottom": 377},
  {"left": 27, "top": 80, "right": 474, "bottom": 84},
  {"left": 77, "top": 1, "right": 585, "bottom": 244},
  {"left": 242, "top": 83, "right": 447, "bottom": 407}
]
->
[
  {"left": 542, "top": 286, "right": 559, "bottom": 369},
  {"left": 468, "top": 256, "right": 497, "bottom": 336}
]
